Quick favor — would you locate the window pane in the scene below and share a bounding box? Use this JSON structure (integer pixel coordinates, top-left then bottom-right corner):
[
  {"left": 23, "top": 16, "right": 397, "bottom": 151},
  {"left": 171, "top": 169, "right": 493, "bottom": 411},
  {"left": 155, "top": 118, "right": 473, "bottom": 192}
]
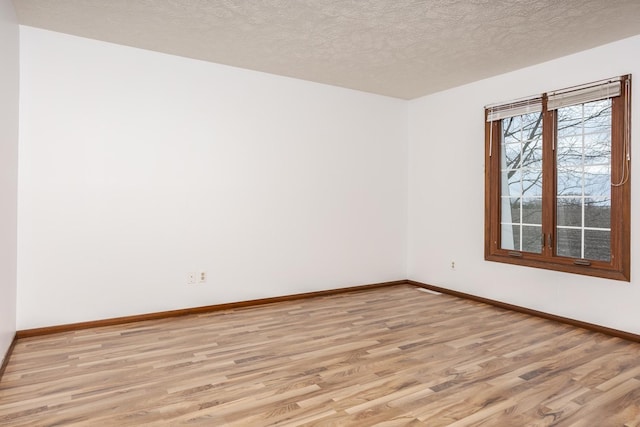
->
[
  {"left": 522, "top": 225, "right": 542, "bottom": 253},
  {"left": 522, "top": 169, "right": 543, "bottom": 197},
  {"left": 557, "top": 198, "right": 582, "bottom": 227},
  {"left": 500, "top": 224, "right": 542, "bottom": 254},
  {"left": 521, "top": 113, "right": 543, "bottom": 139},
  {"left": 557, "top": 136, "right": 583, "bottom": 167},
  {"left": 501, "top": 224, "right": 520, "bottom": 250},
  {"left": 557, "top": 134, "right": 611, "bottom": 168},
  {"left": 584, "top": 165, "right": 611, "bottom": 198},
  {"left": 500, "top": 112, "right": 543, "bottom": 254},
  {"left": 557, "top": 167, "right": 582, "bottom": 196},
  {"left": 557, "top": 228, "right": 582, "bottom": 258},
  {"left": 583, "top": 132, "right": 611, "bottom": 165},
  {"left": 501, "top": 197, "right": 520, "bottom": 224},
  {"left": 584, "top": 198, "right": 611, "bottom": 229},
  {"left": 557, "top": 105, "right": 583, "bottom": 137},
  {"left": 521, "top": 198, "right": 542, "bottom": 225},
  {"left": 556, "top": 167, "right": 611, "bottom": 198},
  {"left": 556, "top": 99, "right": 613, "bottom": 262},
  {"left": 583, "top": 100, "right": 612, "bottom": 132},
  {"left": 557, "top": 100, "right": 611, "bottom": 136},
  {"left": 502, "top": 170, "right": 522, "bottom": 196},
  {"left": 522, "top": 142, "right": 542, "bottom": 164},
  {"left": 502, "top": 116, "right": 521, "bottom": 143},
  {"left": 504, "top": 143, "right": 520, "bottom": 168},
  {"left": 584, "top": 230, "right": 611, "bottom": 262}
]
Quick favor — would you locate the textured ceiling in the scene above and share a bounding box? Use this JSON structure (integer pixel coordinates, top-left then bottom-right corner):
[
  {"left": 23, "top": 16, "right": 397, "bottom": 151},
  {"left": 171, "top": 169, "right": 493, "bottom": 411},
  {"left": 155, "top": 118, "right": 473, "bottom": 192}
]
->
[{"left": 12, "top": 0, "right": 640, "bottom": 99}]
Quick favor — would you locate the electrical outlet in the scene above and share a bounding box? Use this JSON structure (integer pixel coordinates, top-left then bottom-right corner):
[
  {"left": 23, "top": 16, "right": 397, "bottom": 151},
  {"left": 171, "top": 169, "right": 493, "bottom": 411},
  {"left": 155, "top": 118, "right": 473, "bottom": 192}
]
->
[
  {"left": 187, "top": 272, "right": 197, "bottom": 284},
  {"left": 450, "top": 261, "right": 456, "bottom": 270},
  {"left": 198, "top": 271, "right": 207, "bottom": 283}
]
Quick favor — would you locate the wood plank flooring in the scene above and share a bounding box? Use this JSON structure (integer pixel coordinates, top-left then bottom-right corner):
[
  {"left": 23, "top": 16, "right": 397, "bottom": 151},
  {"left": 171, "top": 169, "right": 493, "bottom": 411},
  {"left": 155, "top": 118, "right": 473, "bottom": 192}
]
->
[{"left": 2, "top": 285, "right": 640, "bottom": 426}]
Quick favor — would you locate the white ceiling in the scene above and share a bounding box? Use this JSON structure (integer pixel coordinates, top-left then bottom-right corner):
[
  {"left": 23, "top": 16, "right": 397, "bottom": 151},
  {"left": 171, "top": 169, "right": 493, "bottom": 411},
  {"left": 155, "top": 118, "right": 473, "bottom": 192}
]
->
[{"left": 12, "top": 0, "right": 640, "bottom": 99}]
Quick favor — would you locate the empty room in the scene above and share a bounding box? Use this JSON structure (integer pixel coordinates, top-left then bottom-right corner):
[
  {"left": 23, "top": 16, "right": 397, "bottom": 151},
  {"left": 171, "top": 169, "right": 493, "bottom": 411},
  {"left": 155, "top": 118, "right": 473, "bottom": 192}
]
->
[{"left": 2, "top": 0, "right": 640, "bottom": 425}]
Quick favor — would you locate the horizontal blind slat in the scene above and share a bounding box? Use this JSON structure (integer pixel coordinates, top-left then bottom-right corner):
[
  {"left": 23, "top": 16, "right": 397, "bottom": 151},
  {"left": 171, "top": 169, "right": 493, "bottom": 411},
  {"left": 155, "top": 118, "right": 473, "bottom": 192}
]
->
[
  {"left": 486, "top": 98, "right": 542, "bottom": 122},
  {"left": 547, "top": 79, "right": 621, "bottom": 110}
]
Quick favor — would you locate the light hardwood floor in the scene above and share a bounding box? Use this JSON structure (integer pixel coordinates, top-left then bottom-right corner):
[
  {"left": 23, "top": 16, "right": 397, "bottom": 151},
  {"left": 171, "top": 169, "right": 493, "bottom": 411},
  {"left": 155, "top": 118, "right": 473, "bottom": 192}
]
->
[{"left": 2, "top": 285, "right": 640, "bottom": 426}]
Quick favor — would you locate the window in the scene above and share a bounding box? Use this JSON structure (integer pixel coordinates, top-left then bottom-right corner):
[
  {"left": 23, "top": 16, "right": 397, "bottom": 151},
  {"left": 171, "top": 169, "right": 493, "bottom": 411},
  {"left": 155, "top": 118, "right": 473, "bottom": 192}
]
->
[{"left": 485, "top": 75, "right": 631, "bottom": 281}]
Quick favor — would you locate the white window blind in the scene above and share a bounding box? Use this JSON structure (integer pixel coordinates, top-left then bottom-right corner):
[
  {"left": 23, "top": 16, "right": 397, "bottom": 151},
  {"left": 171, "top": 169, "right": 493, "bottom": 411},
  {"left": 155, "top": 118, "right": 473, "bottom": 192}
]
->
[
  {"left": 485, "top": 97, "right": 542, "bottom": 122},
  {"left": 547, "top": 77, "right": 621, "bottom": 111}
]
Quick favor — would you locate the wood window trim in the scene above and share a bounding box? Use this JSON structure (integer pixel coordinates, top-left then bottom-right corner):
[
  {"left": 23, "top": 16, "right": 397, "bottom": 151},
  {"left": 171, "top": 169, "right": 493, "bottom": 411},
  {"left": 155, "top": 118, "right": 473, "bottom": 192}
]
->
[{"left": 484, "top": 75, "right": 631, "bottom": 281}]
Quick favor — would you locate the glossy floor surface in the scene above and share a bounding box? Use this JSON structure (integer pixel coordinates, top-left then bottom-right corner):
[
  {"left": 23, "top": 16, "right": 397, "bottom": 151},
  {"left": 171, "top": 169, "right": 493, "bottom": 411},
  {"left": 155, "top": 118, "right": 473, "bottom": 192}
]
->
[{"left": 2, "top": 285, "right": 640, "bottom": 426}]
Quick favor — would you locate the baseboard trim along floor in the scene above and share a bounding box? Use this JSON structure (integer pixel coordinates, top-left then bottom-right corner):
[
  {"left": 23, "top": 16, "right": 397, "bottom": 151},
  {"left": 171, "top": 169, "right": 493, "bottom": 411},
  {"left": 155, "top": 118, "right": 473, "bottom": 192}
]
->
[
  {"left": 407, "top": 280, "right": 640, "bottom": 344},
  {"left": 6, "top": 277, "right": 639, "bottom": 379},
  {"left": 15, "top": 280, "right": 406, "bottom": 339}
]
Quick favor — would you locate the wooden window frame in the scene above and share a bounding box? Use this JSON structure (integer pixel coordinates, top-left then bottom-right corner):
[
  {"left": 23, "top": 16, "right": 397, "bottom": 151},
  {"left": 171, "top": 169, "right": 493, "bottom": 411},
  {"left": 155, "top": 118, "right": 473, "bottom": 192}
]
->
[{"left": 484, "top": 75, "right": 631, "bottom": 281}]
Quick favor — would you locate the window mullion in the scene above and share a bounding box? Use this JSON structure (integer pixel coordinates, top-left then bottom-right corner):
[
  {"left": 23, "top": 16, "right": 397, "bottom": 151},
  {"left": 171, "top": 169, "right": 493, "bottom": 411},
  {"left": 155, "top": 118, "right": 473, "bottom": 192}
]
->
[{"left": 541, "top": 97, "right": 556, "bottom": 259}]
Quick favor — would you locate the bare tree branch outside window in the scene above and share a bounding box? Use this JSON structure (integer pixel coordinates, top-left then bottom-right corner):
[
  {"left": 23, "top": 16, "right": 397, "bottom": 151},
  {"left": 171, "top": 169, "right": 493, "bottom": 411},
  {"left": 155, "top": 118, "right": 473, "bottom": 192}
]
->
[{"left": 500, "top": 100, "right": 612, "bottom": 260}]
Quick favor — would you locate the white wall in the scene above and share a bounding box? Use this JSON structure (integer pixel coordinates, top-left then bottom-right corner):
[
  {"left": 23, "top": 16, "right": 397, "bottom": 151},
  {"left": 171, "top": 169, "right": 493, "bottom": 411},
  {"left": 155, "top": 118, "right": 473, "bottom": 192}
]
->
[
  {"left": 408, "top": 35, "right": 640, "bottom": 334},
  {"left": 17, "top": 27, "right": 408, "bottom": 329},
  {"left": 17, "top": 25, "right": 640, "bottom": 335},
  {"left": 0, "top": 0, "right": 19, "bottom": 360}
]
